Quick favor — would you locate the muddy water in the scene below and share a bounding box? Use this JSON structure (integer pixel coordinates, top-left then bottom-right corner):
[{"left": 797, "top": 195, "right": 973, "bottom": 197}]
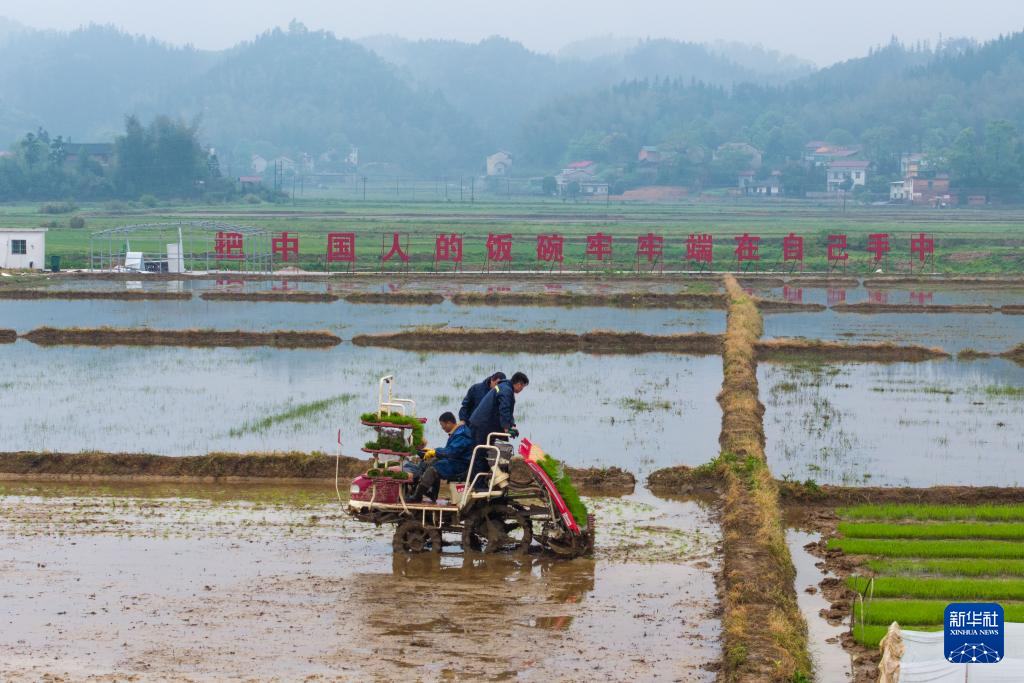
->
[
  {"left": 0, "top": 297, "right": 725, "bottom": 336},
  {"left": 760, "top": 286, "right": 1024, "bottom": 353},
  {"left": 787, "top": 529, "right": 852, "bottom": 681},
  {"left": 0, "top": 344, "right": 721, "bottom": 475},
  {"left": 0, "top": 485, "right": 720, "bottom": 682},
  {"left": 761, "top": 358, "right": 1024, "bottom": 486}
]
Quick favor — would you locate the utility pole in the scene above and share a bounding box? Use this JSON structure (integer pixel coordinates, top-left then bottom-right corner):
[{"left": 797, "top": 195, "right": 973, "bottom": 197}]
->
[
  {"left": 362, "top": 176, "right": 367, "bottom": 200},
  {"left": 460, "top": 176, "right": 464, "bottom": 202},
  {"left": 470, "top": 177, "right": 475, "bottom": 203},
  {"left": 444, "top": 177, "right": 448, "bottom": 202}
]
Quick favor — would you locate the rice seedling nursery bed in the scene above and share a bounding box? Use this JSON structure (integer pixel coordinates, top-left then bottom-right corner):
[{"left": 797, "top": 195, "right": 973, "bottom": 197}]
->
[{"left": 825, "top": 503, "right": 1024, "bottom": 648}]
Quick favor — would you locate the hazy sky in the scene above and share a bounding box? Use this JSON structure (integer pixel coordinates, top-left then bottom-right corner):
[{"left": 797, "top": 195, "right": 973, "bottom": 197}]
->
[{"left": 4, "top": 0, "right": 1024, "bottom": 66}]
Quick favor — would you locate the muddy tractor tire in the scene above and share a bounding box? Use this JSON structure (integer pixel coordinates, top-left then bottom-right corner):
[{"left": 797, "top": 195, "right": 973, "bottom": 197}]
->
[
  {"left": 462, "top": 505, "right": 533, "bottom": 554},
  {"left": 393, "top": 519, "right": 443, "bottom": 553}
]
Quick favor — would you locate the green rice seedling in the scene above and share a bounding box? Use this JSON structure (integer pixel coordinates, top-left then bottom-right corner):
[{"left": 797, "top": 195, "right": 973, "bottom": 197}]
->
[
  {"left": 867, "top": 558, "right": 1024, "bottom": 578},
  {"left": 853, "top": 599, "right": 1024, "bottom": 627},
  {"left": 839, "top": 504, "right": 1024, "bottom": 522},
  {"left": 229, "top": 393, "right": 358, "bottom": 437},
  {"left": 853, "top": 624, "right": 941, "bottom": 648},
  {"left": 851, "top": 576, "right": 1024, "bottom": 601},
  {"left": 828, "top": 538, "right": 1024, "bottom": 559},
  {"left": 838, "top": 521, "right": 1024, "bottom": 540},
  {"left": 984, "top": 385, "right": 1024, "bottom": 398}
]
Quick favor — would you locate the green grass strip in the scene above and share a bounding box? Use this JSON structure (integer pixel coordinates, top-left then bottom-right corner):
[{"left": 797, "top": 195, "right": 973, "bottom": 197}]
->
[
  {"left": 838, "top": 521, "right": 1024, "bottom": 540},
  {"left": 229, "top": 393, "right": 357, "bottom": 437},
  {"left": 839, "top": 504, "right": 1024, "bottom": 522},
  {"left": 828, "top": 538, "right": 1024, "bottom": 559},
  {"left": 867, "top": 558, "right": 1024, "bottom": 578},
  {"left": 853, "top": 600, "right": 1024, "bottom": 626},
  {"left": 848, "top": 576, "right": 1024, "bottom": 601},
  {"left": 852, "top": 624, "right": 941, "bottom": 648}
]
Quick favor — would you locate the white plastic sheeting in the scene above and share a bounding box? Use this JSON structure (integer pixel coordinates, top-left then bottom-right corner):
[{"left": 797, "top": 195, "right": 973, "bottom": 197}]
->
[{"left": 879, "top": 622, "right": 1024, "bottom": 682}]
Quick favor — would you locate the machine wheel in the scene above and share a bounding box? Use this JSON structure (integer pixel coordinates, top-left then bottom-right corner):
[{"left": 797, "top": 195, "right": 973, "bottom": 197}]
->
[
  {"left": 461, "top": 506, "right": 533, "bottom": 554},
  {"left": 393, "top": 519, "right": 442, "bottom": 553}
]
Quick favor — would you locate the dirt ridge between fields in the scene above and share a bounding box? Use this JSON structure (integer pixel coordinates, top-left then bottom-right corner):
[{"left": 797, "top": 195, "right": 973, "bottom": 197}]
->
[
  {"left": 20, "top": 326, "right": 342, "bottom": 348},
  {"left": 200, "top": 291, "right": 339, "bottom": 302},
  {"left": 450, "top": 291, "right": 727, "bottom": 309},
  {"left": 0, "top": 451, "right": 635, "bottom": 496},
  {"left": 352, "top": 328, "right": 724, "bottom": 355},
  {"left": 756, "top": 338, "right": 950, "bottom": 362},
  {"left": 716, "top": 274, "right": 812, "bottom": 682},
  {"left": 0, "top": 329, "right": 15, "bottom": 344}
]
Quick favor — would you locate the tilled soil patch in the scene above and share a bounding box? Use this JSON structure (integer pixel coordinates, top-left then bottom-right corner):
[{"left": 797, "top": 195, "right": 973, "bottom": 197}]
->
[
  {"left": 352, "top": 327, "right": 724, "bottom": 355},
  {"left": 0, "top": 289, "right": 192, "bottom": 300},
  {"left": 863, "top": 276, "right": 1024, "bottom": 289},
  {"left": 754, "top": 298, "right": 827, "bottom": 313},
  {"left": 832, "top": 302, "right": 995, "bottom": 314},
  {"left": 1002, "top": 305, "right": 1024, "bottom": 315},
  {"left": 450, "top": 291, "right": 727, "bottom": 309},
  {"left": 756, "top": 338, "right": 950, "bottom": 362},
  {"left": 21, "top": 326, "right": 342, "bottom": 348},
  {"left": 780, "top": 483, "right": 1024, "bottom": 507},
  {"left": 200, "top": 291, "right": 339, "bottom": 302}
]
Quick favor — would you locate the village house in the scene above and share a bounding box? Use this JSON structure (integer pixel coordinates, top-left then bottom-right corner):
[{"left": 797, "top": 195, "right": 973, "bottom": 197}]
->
[
  {"left": 64, "top": 142, "right": 114, "bottom": 167},
  {"left": 0, "top": 228, "right": 47, "bottom": 270},
  {"left": 827, "top": 160, "right": 869, "bottom": 192},
  {"left": 891, "top": 174, "right": 954, "bottom": 206},
  {"left": 556, "top": 160, "right": 596, "bottom": 193},
  {"left": 486, "top": 150, "right": 513, "bottom": 176},
  {"left": 251, "top": 154, "right": 269, "bottom": 174},
  {"left": 638, "top": 146, "right": 662, "bottom": 163},
  {"left": 738, "top": 170, "right": 782, "bottom": 196},
  {"left": 806, "top": 143, "right": 861, "bottom": 167}
]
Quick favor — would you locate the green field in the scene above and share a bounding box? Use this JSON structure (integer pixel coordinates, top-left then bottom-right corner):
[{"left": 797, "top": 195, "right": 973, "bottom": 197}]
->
[
  {"left": 833, "top": 504, "right": 1024, "bottom": 646},
  {"left": 4, "top": 198, "right": 1024, "bottom": 273}
]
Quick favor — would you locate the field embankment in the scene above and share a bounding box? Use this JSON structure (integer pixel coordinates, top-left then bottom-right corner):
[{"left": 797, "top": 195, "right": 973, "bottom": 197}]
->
[
  {"left": 959, "top": 343, "right": 1024, "bottom": 364},
  {"left": 753, "top": 299, "right": 827, "bottom": 313},
  {"left": 0, "top": 329, "right": 15, "bottom": 344},
  {"left": 344, "top": 292, "right": 444, "bottom": 305},
  {"left": 449, "top": 291, "right": 727, "bottom": 309},
  {"left": 352, "top": 328, "right": 723, "bottom": 355},
  {"left": 200, "top": 291, "right": 339, "bottom": 302},
  {"left": 755, "top": 338, "right": 950, "bottom": 362},
  {"left": 832, "top": 302, "right": 995, "bottom": 314},
  {"left": 0, "top": 451, "right": 635, "bottom": 496},
  {"left": 0, "top": 289, "right": 192, "bottom": 301},
  {"left": 716, "top": 274, "right": 811, "bottom": 682},
  {"left": 21, "top": 326, "right": 341, "bottom": 348}
]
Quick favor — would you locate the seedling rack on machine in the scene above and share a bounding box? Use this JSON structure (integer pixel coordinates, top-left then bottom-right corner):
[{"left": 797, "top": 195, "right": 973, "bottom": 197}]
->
[{"left": 344, "top": 375, "right": 594, "bottom": 557}]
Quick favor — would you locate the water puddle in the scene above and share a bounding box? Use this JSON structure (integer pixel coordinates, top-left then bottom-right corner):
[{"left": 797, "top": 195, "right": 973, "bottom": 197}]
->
[{"left": 787, "top": 528, "right": 852, "bottom": 681}]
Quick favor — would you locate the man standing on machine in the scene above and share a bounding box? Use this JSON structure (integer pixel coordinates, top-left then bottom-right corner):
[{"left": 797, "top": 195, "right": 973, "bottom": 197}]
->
[
  {"left": 458, "top": 371, "right": 506, "bottom": 424},
  {"left": 467, "top": 371, "right": 529, "bottom": 446}
]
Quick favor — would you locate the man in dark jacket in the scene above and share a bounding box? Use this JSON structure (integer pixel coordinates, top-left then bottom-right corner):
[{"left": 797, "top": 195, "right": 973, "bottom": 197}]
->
[
  {"left": 459, "top": 372, "right": 506, "bottom": 423},
  {"left": 408, "top": 412, "right": 475, "bottom": 502},
  {"left": 467, "top": 371, "right": 529, "bottom": 446}
]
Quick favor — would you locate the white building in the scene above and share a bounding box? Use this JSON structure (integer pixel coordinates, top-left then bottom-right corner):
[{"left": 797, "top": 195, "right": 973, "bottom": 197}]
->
[
  {"left": 0, "top": 228, "right": 47, "bottom": 270},
  {"left": 486, "top": 150, "right": 513, "bottom": 176},
  {"left": 827, "top": 160, "right": 869, "bottom": 192}
]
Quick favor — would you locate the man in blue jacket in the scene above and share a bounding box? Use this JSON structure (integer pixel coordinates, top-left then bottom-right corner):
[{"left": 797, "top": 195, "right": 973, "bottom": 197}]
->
[
  {"left": 468, "top": 371, "right": 529, "bottom": 446},
  {"left": 459, "top": 371, "right": 506, "bottom": 423},
  {"left": 408, "top": 411, "right": 475, "bottom": 503}
]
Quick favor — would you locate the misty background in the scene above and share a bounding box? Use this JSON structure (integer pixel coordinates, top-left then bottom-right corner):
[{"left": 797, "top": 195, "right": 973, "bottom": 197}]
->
[{"left": 2, "top": 5, "right": 1024, "bottom": 201}]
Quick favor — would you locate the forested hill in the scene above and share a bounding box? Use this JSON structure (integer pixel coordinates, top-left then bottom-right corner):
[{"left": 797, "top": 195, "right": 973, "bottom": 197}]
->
[
  {"left": 519, "top": 34, "right": 1024, "bottom": 178},
  {"left": 2, "top": 20, "right": 1024, "bottom": 179}
]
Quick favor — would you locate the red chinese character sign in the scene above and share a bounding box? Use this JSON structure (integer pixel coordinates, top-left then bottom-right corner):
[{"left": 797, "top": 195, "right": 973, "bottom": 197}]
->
[
  {"left": 734, "top": 233, "right": 761, "bottom": 270},
  {"left": 272, "top": 231, "right": 299, "bottom": 263},
  {"left": 433, "top": 233, "right": 463, "bottom": 271},
  {"left": 585, "top": 233, "right": 613, "bottom": 268},
  {"left": 380, "top": 232, "right": 410, "bottom": 272},
  {"left": 486, "top": 233, "right": 512, "bottom": 271},
  {"left": 867, "top": 233, "right": 890, "bottom": 267},
  {"left": 910, "top": 232, "right": 935, "bottom": 272},
  {"left": 826, "top": 288, "right": 846, "bottom": 306},
  {"left": 326, "top": 232, "right": 355, "bottom": 271},
  {"left": 782, "top": 233, "right": 804, "bottom": 272},
  {"left": 686, "top": 233, "right": 713, "bottom": 270},
  {"left": 636, "top": 233, "right": 664, "bottom": 272},
  {"left": 536, "top": 234, "right": 564, "bottom": 271},
  {"left": 782, "top": 285, "right": 803, "bottom": 304},
  {"left": 827, "top": 234, "right": 849, "bottom": 272},
  {"left": 215, "top": 231, "right": 244, "bottom": 261}
]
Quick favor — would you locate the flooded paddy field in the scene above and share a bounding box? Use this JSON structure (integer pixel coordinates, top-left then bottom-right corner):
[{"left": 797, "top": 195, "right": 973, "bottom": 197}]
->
[
  {"left": 762, "top": 358, "right": 1024, "bottom": 486},
  {"left": 0, "top": 482, "right": 720, "bottom": 682},
  {"left": 0, "top": 296, "right": 725, "bottom": 337},
  {"left": 0, "top": 343, "right": 721, "bottom": 475}
]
